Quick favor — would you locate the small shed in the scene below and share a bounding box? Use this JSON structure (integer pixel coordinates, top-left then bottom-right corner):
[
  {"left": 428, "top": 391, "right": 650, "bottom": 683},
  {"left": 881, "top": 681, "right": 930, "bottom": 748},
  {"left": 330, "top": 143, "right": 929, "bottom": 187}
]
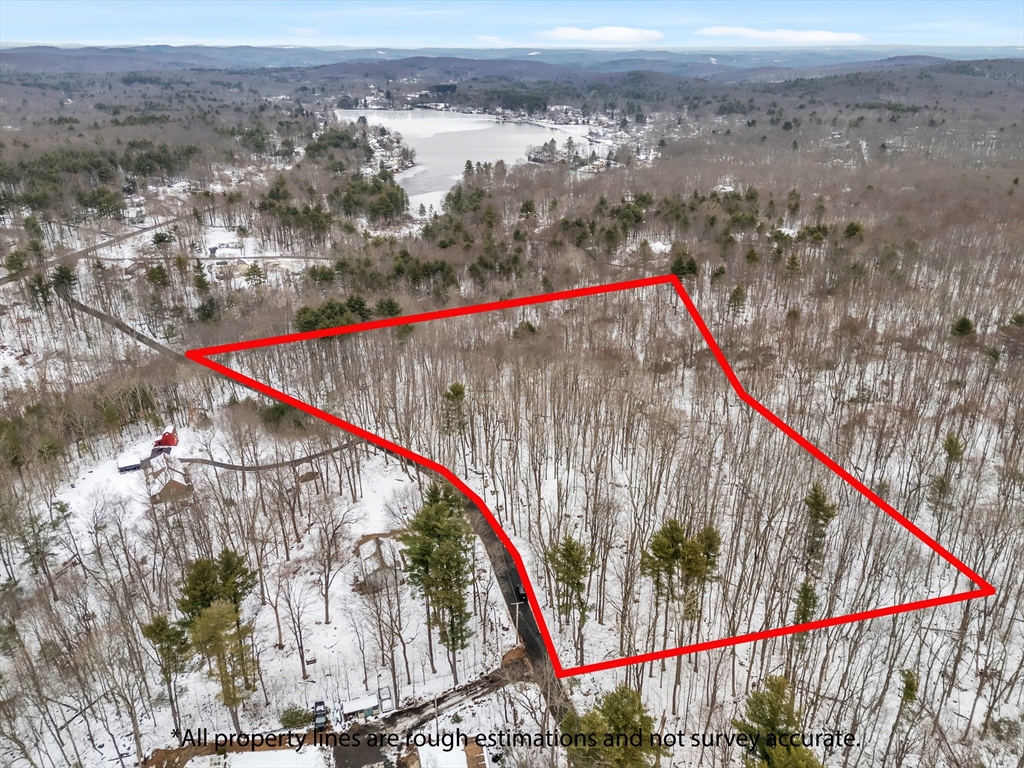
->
[
  {"left": 154, "top": 425, "right": 178, "bottom": 448},
  {"left": 116, "top": 451, "right": 143, "bottom": 474},
  {"left": 340, "top": 694, "right": 380, "bottom": 722},
  {"left": 149, "top": 425, "right": 179, "bottom": 459}
]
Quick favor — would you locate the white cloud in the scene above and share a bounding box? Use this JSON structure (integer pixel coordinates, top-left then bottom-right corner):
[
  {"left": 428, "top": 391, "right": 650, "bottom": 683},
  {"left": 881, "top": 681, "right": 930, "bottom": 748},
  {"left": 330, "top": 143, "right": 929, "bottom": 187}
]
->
[
  {"left": 536, "top": 26, "right": 664, "bottom": 45},
  {"left": 696, "top": 26, "right": 867, "bottom": 44}
]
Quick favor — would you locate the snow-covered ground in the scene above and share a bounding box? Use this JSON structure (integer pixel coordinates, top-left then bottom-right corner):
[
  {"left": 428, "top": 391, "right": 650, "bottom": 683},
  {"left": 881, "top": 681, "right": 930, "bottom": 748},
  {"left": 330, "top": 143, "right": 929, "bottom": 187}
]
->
[
  {"left": 217, "top": 277, "right": 1020, "bottom": 766},
  {"left": 0, "top": 403, "right": 520, "bottom": 767}
]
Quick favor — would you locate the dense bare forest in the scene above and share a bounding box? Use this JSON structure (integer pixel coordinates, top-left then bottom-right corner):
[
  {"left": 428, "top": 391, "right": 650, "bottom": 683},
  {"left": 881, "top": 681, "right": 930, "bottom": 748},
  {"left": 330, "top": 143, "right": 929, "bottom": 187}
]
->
[{"left": 0, "top": 48, "right": 1022, "bottom": 768}]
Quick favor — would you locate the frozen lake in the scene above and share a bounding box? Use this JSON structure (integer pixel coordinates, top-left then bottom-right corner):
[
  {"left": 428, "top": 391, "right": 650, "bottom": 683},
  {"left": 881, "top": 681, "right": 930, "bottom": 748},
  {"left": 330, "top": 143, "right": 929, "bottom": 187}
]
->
[{"left": 335, "top": 109, "right": 596, "bottom": 215}]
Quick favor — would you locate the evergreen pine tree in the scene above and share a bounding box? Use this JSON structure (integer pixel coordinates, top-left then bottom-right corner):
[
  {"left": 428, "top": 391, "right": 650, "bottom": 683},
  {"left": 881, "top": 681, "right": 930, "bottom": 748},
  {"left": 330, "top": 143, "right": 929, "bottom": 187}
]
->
[
  {"left": 951, "top": 316, "right": 975, "bottom": 336},
  {"left": 669, "top": 251, "right": 698, "bottom": 280},
  {"left": 27, "top": 274, "right": 51, "bottom": 308},
  {"left": 546, "top": 536, "right": 591, "bottom": 623},
  {"left": 177, "top": 558, "right": 222, "bottom": 623},
  {"left": 793, "top": 579, "right": 818, "bottom": 625},
  {"left": 562, "top": 709, "right": 611, "bottom": 768},
  {"left": 193, "top": 263, "right": 210, "bottom": 292},
  {"left": 49, "top": 265, "right": 77, "bottom": 299},
  {"left": 216, "top": 549, "right": 258, "bottom": 614},
  {"left": 401, "top": 486, "right": 474, "bottom": 684},
  {"left": 430, "top": 537, "right": 474, "bottom": 681},
  {"left": 883, "top": 669, "right": 919, "bottom": 764},
  {"left": 374, "top": 297, "right": 402, "bottom": 318},
  {"left": 4, "top": 250, "right": 27, "bottom": 274},
  {"left": 732, "top": 676, "right": 823, "bottom": 767},
  {"left": 942, "top": 431, "right": 964, "bottom": 463},
  {"left": 190, "top": 599, "right": 257, "bottom": 734},
  {"left": 243, "top": 263, "right": 266, "bottom": 286},
  {"left": 141, "top": 615, "right": 192, "bottom": 735},
  {"left": 564, "top": 685, "right": 667, "bottom": 768},
  {"left": 178, "top": 549, "right": 257, "bottom": 624},
  {"left": 641, "top": 519, "right": 687, "bottom": 600},
  {"left": 803, "top": 483, "right": 838, "bottom": 573},
  {"left": 443, "top": 383, "right": 467, "bottom": 436}
]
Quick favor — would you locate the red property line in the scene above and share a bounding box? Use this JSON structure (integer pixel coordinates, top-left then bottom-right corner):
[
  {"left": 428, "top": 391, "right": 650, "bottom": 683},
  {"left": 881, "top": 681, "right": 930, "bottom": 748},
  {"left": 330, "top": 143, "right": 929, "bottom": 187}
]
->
[{"left": 187, "top": 274, "right": 995, "bottom": 678}]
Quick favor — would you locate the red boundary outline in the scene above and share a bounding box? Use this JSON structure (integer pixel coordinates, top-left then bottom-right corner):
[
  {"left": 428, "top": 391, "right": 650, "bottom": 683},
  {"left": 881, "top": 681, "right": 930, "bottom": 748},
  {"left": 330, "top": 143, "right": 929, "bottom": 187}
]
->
[{"left": 186, "top": 274, "right": 995, "bottom": 678}]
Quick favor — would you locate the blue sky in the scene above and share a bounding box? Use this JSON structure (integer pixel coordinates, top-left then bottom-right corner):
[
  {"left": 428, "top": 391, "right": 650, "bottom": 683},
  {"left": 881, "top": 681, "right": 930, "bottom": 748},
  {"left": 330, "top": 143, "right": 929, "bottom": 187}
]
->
[{"left": 1, "top": 0, "right": 1021, "bottom": 48}]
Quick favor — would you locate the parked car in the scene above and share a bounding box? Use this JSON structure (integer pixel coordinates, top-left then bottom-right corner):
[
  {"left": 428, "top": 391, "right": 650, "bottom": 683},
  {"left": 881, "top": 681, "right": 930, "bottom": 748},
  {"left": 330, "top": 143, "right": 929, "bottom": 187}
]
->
[
  {"left": 513, "top": 582, "right": 528, "bottom": 602},
  {"left": 313, "top": 700, "right": 328, "bottom": 731}
]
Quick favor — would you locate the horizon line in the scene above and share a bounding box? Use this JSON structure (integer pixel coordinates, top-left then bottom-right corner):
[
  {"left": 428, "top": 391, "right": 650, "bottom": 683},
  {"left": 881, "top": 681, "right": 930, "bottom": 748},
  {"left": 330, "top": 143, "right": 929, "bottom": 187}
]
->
[{"left": 2, "top": 42, "right": 1022, "bottom": 51}]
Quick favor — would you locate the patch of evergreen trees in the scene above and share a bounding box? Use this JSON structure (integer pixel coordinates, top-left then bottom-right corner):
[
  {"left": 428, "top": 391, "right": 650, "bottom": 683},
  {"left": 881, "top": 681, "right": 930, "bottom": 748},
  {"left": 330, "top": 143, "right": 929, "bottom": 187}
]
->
[
  {"left": 326, "top": 167, "right": 408, "bottom": 223},
  {"left": 142, "top": 549, "right": 258, "bottom": 734},
  {"left": 293, "top": 292, "right": 404, "bottom": 332},
  {"left": 401, "top": 483, "right": 475, "bottom": 685}
]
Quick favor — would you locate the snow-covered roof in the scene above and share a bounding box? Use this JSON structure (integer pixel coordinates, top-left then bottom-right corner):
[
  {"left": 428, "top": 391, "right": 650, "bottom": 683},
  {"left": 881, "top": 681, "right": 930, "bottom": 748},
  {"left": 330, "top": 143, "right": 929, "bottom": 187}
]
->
[
  {"left": 341, "top": 694, "right": 379, "bottom": 714},
  {"left": 419, "top": 745, "right": 468, "bottom": 768},
  {"left": 116, "top": 451, "right": 143, "bottom": 469}
]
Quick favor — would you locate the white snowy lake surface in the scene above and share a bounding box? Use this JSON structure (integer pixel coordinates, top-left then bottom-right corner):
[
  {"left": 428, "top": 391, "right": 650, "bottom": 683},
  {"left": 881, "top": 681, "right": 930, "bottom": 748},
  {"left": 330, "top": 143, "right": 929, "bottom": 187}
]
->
[{"left": 335, "top": 109, "right": 596, "bottom": 214}]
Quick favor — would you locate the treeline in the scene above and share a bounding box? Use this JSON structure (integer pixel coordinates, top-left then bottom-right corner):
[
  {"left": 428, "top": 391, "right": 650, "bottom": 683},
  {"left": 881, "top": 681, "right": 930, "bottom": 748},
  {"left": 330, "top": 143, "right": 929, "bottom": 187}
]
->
[
  {"left": 0, "top": 381, "right": 160, "bottom": 469},
  {"left": 0, "top": 141, "right": 200, "bottom": 218},
  {"left": 292, "top": 293, "right": 401, "bottom": 332},
  {"left": 307, "top": 247, "right": 457, "bottom": 295}
]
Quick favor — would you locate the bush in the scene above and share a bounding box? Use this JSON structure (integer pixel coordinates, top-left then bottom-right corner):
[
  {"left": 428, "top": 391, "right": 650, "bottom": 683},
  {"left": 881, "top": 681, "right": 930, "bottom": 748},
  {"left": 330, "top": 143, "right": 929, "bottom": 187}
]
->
[
  {"left": 843, "top": 221, "right": 865, "bottom": 238},
  {"left": 513, "top": 320, "right": 537, "bottom": 339},
  {"left": 951, "top": 317, "right": 976, "bottom": 336},
  {"left": 308, "top": 265, "right": 335, "bottom": 284},
  {"left": 195, "top": 296, "right": 219, "bottom": 321},
  {"left": 260, "top": 402, "right": 305, "bottom": 431},
  {"left": 374, "top": 297, "right": 402, "bottom": 318},
  {"left": 279, "top": 705, "right": 314, "bottom": 729},
  {"left": 146, "top": 265, "right": 170, "bottom": 287}
]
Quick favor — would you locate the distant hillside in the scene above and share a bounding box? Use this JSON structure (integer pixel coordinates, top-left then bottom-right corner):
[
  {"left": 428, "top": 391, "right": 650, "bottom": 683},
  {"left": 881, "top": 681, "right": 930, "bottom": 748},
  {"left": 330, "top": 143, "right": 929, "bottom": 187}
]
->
[{"left": 1, "top": 43, "right": 1020, "bottom": 76}]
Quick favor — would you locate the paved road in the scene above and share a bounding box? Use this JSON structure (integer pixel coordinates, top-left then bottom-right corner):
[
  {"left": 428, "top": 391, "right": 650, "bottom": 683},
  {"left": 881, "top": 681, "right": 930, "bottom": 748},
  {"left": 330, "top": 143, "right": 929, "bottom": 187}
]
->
[
  {"left": 62, "top": 295, "right": 188, "bottom": 364},
  {"left": 180, "top": 442, "right": 355, "bottom": 472},
  {"left": 464, "top": 501, "right": 575, "bottom": 724}
]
